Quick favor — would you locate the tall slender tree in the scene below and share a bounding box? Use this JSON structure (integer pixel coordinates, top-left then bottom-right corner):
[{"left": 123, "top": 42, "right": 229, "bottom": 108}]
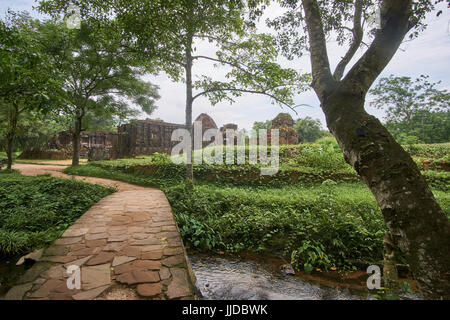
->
[{"left": 267, "top": 0, "right": 450, "bottom": 298}]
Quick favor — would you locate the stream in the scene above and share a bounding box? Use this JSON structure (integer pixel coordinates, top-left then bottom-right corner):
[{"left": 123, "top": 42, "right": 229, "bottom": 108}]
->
[
  {"left": 188, "top": 254, "right": 373, "bottom": 300},
  {"left": 1, "top": 251, "right": 417, "bottom": 300}
]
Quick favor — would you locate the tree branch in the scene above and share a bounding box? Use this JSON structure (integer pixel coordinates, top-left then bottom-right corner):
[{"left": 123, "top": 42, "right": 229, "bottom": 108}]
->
[
  {"left": 193, "top": 34, "right": 235, "bottom": 46},
  {"left": 192, "top": 87, "right": 299, "bottom": 114},
  {"left": 333, "top": 0, "right": 364, "bottom": 81},
  {"left": 301, "top": 0, "right": 336, "bottom": 99},
  {"left": 120, "top": 43, "right": 186, "bottom": 68},
  {"left": 341, "top": 0, "right": 413, "bottom": 94},
  {"left": 192, "top": 55, "right": 250, "bottom": 72}
]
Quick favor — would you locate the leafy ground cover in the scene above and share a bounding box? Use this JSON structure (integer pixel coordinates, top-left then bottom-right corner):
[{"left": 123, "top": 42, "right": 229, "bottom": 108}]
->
[{"left": 0, "top": 170, "right": 114, "bottom": 257}]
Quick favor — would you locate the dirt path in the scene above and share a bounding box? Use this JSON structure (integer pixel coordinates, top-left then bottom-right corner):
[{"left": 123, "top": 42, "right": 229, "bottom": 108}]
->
[
  {"left": 14, "top": 159, "right": 87, "bottom": 166},
  {"left": 12, "top": 163, "right": 145, "bottom": 191},
  {"left": 5, "top": 164, "right": 196, "bottom": 300}
]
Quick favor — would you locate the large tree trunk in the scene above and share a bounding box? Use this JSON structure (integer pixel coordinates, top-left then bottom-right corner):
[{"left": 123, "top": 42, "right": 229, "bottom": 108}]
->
[
  {"left": 323, "top": 92, "right": 450, "bottom": 299},
  {"left": 6, "top": 106, "right": 18, "bottom": 170},
  {"left": 72, "top": 116, "right": 82, "bottom": 166},
  {"left": 185, "top": 36, "right": 194, "bottom": 184},
  {"left": 6, "top": 134, "right": 14, "bottom": 170}
]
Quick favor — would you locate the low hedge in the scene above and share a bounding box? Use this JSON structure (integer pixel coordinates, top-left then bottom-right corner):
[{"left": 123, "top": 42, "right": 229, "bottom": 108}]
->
[{"left": 86, "top": 159, "right": 447, "bottom": 189}]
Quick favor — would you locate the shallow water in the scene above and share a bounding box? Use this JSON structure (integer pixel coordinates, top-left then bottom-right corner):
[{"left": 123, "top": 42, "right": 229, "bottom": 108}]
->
[
  {"left": 189, "top": 254, "right": 371, "bottom": 300},
  {"left": 0, "top": 256, "right": 27, "bottom": 299}
]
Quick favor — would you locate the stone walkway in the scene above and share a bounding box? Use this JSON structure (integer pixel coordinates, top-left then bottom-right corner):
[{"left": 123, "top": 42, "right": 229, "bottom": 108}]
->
[{"left": 5, "top": 164, "right": 196, "bottom": 300}]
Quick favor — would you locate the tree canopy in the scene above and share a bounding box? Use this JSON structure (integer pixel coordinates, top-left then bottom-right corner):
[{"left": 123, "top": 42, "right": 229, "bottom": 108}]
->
[
  {"left": 37, "top": 19, "right": 160, "bottom": 165},
  {"left": 295, "top": 117, "right": 327, "bottom": 143},
  {"left": 39, "top": 0, "right": 312, "bottom": 179},
  {"left": 0, "top": 11, "right": 64, "bottom": 168},
  {"left": 370, "top": 75, "right": 450, "bottom": 144}
]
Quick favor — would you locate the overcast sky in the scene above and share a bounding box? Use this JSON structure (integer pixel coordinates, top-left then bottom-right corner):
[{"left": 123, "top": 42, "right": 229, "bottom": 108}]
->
[{"left": 1, "top": 0, "right": 449, "bottom": 130}]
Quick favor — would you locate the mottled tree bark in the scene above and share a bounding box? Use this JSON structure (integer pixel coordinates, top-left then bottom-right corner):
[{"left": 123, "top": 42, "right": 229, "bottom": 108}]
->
[
  {"left": 383, "top": 231, "right": 399, "bottom": 290},
  {"left": 302, "top": 0, "right": 450, "bottom": 298}
]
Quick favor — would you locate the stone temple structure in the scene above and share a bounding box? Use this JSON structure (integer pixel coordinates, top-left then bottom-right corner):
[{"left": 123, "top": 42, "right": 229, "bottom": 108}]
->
[
  {"left": 47, "top": 113, "right": 239, "bottom": 160},
  {"left": 112, "top": 114, "right": 229, "bottom": 158},
  {"left": 112, "top": 119, "right": 187, "bottom": 159},
  {"left": 195, "top": 113, "right": 219, "bottom": 135},
  {"left": 193, "top": 113, "right": 219, "bottom": 148},
  {"left": 48, "top": 130, "right": 116, "bottom": 158},
  {"left": 220, "top": 123, "right": 239, "bottom": 146},
  {"left": 45, "top": 112, "right": 301, "bottom": 160}
]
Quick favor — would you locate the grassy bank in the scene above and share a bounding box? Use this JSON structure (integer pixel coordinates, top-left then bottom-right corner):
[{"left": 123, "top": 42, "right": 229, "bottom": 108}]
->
[
  {"left": 0, "top": 170, "right": 114, "bottom": 257},
  {"left": 69, "top": 140, "right": 449, "bottom": 190}
]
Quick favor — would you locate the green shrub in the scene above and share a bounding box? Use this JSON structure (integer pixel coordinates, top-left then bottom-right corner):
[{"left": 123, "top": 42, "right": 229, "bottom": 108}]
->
[
  {"left": 403, "top": 143, "right": 450, "bottom": 159},
  {"left": 422, "top": 171, "right": 450, "bottom": 191},
  {"left": 395, "top": 134, "right": 422, "bottom": 145},
  {"left": 0, "top": 230, "right": 29, "bottom": 256},
  {"left": 291, "top": 240, "right": 331, "bottom": 273},
  {"left": 176, "top": 213, "right": 221, "bottom": 251},
  {"left": 315, "top": 136, "right": 339, "bottom": 147}
]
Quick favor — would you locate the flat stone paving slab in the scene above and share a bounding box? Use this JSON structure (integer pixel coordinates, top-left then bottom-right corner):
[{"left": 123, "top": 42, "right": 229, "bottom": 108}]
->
[{"left": 5, "top": 164, "right": 196, "bottom": 300}]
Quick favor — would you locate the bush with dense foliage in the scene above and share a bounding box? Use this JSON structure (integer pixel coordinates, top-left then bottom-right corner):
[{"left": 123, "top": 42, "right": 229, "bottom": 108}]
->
[{"left": 294, "top": 117, "right": 329, "bottom": 143}]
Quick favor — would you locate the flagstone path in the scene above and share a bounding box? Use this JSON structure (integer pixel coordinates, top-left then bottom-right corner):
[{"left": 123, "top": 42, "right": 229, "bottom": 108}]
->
[{"left": 5, "top": 164, "right": 196, "bottom": 300}]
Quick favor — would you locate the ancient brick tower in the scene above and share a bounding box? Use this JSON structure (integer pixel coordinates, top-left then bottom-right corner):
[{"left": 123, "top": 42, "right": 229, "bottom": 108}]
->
[
  {"left": 269, "top": 113, "right": 298, "bottom": 145},
  {"left": 194, "top": 113, "right": 218, "bottom": 133},
  {"left": 112, "top": 119, "right": 187, "bottom": 159},
  {"left": 194, "top": 113, "right": 219, "bottom": 148}
]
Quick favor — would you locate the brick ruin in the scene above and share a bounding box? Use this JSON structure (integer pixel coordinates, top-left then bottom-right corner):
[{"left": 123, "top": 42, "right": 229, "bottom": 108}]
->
[
  {"left": 48, "top": 113, "right": 240, "bottom": 160},
  {"left": 48, "top": 130, "right": 116, "bottom": 159},
  {"left": 268, "top": 113, "right": 298, "bottom": 145},
  {"left": 46, "top": 112, "right": 300, "bottom": 161},
  {"left": 114, "top": 114, "right": 232, "bottom": 158},
  {"left": 112, "top": 119, "right": 187, "bottom": 159}
]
